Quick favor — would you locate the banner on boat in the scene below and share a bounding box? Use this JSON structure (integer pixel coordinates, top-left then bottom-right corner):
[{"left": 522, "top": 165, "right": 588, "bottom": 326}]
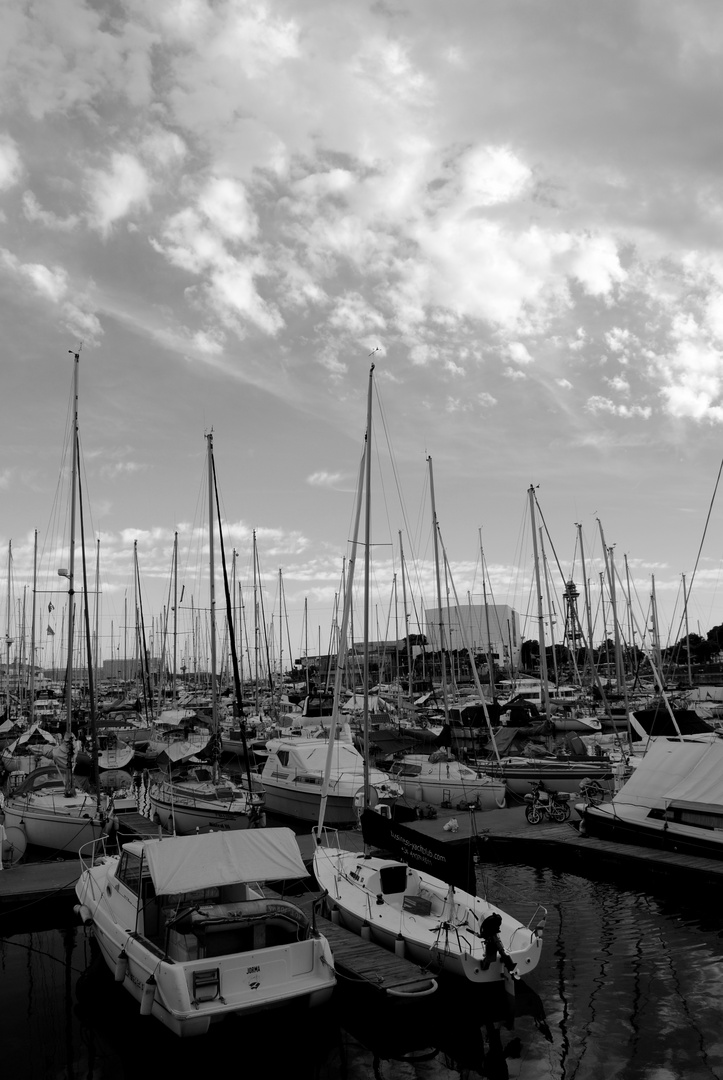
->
[{"left": 360, "top": 808, "right": 477, "bottom": 894}]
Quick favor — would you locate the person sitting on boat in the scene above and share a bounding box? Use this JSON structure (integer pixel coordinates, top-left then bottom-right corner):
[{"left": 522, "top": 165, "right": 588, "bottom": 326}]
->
[{"left": 479, "top": 912, "right": 519, "bottom": 977}]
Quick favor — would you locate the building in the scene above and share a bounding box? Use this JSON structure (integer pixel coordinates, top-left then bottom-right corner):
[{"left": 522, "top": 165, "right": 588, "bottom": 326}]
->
[{"left": 423, "top": 604, "right": 520, "bottom": 672}]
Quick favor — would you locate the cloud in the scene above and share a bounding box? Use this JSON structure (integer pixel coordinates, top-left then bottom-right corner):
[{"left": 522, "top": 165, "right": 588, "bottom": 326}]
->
[
  {"left": 0, "top": 134, "right": 22, "bottom": 190},
  {"left": 22, "top": 191, "right": 79, "bottom": 231},
  {"left": 86, "top": 153, "right": 151, "bottom": 235},
  {"left": 306, "top": 471, "right": 345, "bottom": 488}
]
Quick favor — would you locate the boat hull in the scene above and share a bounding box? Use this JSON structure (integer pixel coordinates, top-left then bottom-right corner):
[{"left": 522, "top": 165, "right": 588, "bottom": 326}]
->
[
  {"left": 149, "top": 794, "right": 264, "bottom": 834},
  {"left": 577, "top": 801, "right": 723, "bottom": 859},
  {"left": 2, "top": 798, "right": 105, "bottom": 855},
  {"left": 260, "top": 780, "right": 366, "bottom": 825},
  {"left": 476, "top": 759, "right": 615, "bottom": 797}
]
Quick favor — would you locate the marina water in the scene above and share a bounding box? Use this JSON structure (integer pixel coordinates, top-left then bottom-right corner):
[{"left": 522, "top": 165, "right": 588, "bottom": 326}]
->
[{"left": 2, "top": 855, "right": 723, "bottom": 1079}]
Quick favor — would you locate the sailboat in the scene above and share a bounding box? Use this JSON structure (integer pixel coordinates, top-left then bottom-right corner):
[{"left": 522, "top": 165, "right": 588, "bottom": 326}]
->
[
  {"left": 149, "top": 433, "right": 265, "bottom": 833},
  {"left": 313, "top": 365, "right": 546, "bottom": 987},
  {"left": 3, "top": 350, "right": 109, "bottom": 856}
]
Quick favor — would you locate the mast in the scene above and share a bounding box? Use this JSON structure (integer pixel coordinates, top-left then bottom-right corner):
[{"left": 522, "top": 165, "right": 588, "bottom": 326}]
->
[
  {"left": 540, "top": 528, "right": 559, "bottom": 688},
  {"left": 5, "top": 541, "right": 12, "bottom": 723},
  {"left": 428, "top": 456, "right": 449, "bottom": 723},
  {"left": 528, "top": 486, "right": 551, "bottom": 723},
  {"left": 479, "top": 531, "right": 496, "bottom": 698},
  {"left": 29, "top": 530, "right": 37, "bottom": 723},
  {"left": 576, "top": 524, "right": 596, "bottom": 687},
  {"left": 399, "top": 531, "right": 413, "bottom": 698},
  {"left": 598, "top": 519, "right": 623, "bottom": 692},
  {"left": 362, "top": 363, "right": 374, "bottom": 808},
  {"left": 253, "top": 530, "right": 259, "bottom": 713},
  {"left": 683, "top": 573, "right": 693, "bottom": 686},
  {"left": 317, "top": 371, "right": 371, "bottom": 835},
  {"left": 207, "top": 432, "right": 219, "bottom": 782},
  {"left": 172, "top": 531, "right": 178, "bottom": 708},
  {"left": 60, "top": 350, "right": 80, "bottom": 796}
]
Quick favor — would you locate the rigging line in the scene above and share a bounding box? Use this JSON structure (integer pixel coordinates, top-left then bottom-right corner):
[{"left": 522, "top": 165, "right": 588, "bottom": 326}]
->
[
  {"left": 669, "top": 455, "right": 723, "bottom": 649},
  {"left": 372, "top": 380, "right": 415, "bottom": 561}
]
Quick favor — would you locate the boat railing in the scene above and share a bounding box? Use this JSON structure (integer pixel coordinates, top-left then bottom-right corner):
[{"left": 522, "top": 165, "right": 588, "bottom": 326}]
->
[{"left": 78, "top": 834, "right": 114, "bottom": 873}]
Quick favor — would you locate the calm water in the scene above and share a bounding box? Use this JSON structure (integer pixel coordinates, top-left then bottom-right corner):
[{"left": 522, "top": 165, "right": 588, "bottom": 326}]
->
[{"left": 2, "top": 856, "right": 723, "bottom": 1080}]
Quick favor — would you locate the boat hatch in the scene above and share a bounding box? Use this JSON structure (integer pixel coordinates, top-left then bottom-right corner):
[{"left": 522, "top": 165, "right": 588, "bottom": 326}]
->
[
  {"left": 379, "top": 863, "right": 409, "bottom": 895},
  {"left": 192, "top": 968, "right": 222, "bottom": 1005}
]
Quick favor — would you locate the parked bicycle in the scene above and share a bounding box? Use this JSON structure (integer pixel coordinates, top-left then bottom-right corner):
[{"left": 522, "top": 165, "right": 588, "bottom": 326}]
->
[{"left": 524, "top": 781, "right": 571, "bottom": 823}]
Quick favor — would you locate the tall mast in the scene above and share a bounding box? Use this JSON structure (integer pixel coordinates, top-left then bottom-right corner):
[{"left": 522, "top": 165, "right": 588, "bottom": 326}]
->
[
  {"left": 60, "top": 350, "right": 80, "bottom": 795},
  {"left": 29, "top": 530, "right": 37, "bottom": 722},
  {"left": 5, "top": 541, "right": 12, "bottom": 723},
  {"left": 172, "top": 531, "right": 178, "bottom": 708},
  {"left": 362, "top": 363, "right": 374, "bottom": 806},
  {"left": 528, "top": 486, "right": 551, "bottom": 723},
  {"left": 253, "top": 530, "right": 259, "bottom": 713},
  {"left": 207, "top": 432, "right": 218, "bottom": 781},
  {"left": 683, "top": 573, "right": 693, "bottom": 686},
  {"left": 479, "top": 531, "right": 496, "bottom": 698},
  {"left": 428, "top": 456, "right": 449, "bottom": 722},
  {"left": 399, "top": 531, "right": 413, "bottom": 698}
]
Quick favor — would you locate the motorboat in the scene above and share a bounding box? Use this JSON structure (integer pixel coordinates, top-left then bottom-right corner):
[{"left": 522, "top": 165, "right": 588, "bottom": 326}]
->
[
  {"left": 74, "top": 828, "right": 336, "bottom": 1036},
  {"left": 260, "top": 730, "right": 402, "bottom": 825},
  {"left": 313, "top": 829, "right": 546, "bottom": 986},
  {"left": 149, "top": 765, "right": 266, "bottom": 833},
  {"left": 575, "top": 734, "right": 723, "bottom": 857},
  {"left": 381, "top": 751, "right": 507, "bottom": 809}
]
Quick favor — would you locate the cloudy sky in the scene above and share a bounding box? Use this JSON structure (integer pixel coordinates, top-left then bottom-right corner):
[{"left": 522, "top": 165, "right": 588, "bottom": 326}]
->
[{"left": 3, "top": 0, "right": 723, "bottom": 677}]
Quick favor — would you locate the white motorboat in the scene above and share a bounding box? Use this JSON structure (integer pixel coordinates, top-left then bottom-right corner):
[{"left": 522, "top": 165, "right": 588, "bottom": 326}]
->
[
  {"left": 313, "top": 831, "right": 546, "bottom": 986},
  {"left": 260, "top": 732, "right": 402, "bottom": 825},
  {"left": 381, "top": 751, "right": 507, "bottom": 809},
  {"left": 74, "top": 827, "right": 336, "bottom": 1036}
]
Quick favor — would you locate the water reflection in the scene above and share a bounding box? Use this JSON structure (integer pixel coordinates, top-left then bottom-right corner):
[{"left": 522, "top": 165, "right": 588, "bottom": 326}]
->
[{"left": 3, "top": 860, "right": 723, "bottom": 1079}]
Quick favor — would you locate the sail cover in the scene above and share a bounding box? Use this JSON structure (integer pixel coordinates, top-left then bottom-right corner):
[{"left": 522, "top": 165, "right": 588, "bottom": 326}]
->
[
  {"left": 662, "top": 739, "right": 723, "bottom": 814},
  {"left": 142, "top": 827, "right": 308, "bottom": 895}
]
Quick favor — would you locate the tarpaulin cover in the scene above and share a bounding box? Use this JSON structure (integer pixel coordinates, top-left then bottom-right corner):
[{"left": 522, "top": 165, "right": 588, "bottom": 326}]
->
[
  {"left": 613, "top": 738, "right": 718, "bottom": 810},
  {"left": 662, "top": 740, "right": 723, "bottom": 814},
  {"left": 142, "top": 827, "right": 308, "bottom": 895}
]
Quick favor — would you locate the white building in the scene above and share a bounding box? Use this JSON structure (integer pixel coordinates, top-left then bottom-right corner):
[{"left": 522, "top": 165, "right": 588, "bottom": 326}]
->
[{"left": 423, "top": 604, "right": 521, "bottom": 671}]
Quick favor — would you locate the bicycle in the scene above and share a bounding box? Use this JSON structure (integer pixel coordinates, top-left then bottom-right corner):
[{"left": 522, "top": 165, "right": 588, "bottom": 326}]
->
[{"left": 524, "top": 781, "right": 571, "bottom": 824}]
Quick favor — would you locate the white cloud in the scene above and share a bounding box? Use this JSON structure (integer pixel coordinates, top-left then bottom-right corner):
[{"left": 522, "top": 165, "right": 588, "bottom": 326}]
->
[
  {"left": 508, "top": 341, "right": 533, "bottom": 365},
  {"left": 22, "top": 191, "right": 79, "bottom": 231},
  {"left": 307, "top": 471, "right": 344, "bottom": 488},
  {"left": 0, "top": 134, "right": 22, "bottom": 190},
  {"left": 571, "top": 234, "right": 626, "bottom": 297},
  {"left": 86, "top": 153, "right": 151, "bottom": 235},
  {"left": 198, "top": 177, "right": 258, "bottom": 243}
]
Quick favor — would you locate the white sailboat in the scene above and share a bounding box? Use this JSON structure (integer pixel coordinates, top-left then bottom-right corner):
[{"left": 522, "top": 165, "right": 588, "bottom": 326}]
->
[
  {"left": 149, "top": 432, "right": 265, "bottom": 833},
  {"left": 3, "top": 350, "right": 109, "bottom": 855},
  {"left": 313, "top": 364, "right": 546, "bottom": 988}
]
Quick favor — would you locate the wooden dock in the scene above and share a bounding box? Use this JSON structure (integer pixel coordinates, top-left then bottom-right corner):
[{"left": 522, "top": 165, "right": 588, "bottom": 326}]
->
[
  {"left": 403, "top": 803, "right": 723, "bottom": 884},
  {"left": 279, "top": 890, "right": 439, "bottom": 998}
]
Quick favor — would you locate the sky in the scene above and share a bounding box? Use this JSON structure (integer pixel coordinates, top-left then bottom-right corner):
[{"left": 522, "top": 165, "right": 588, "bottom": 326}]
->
[{"left": 3, "top": 0, "right": 723, "bottom": 679}]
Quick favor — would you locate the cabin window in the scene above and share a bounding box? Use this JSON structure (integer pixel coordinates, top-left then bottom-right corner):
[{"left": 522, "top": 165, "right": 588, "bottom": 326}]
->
[
  {"left": 277, "top": 750, "right": 290, "bottom": 768},
  {"left": 116, "top": 852, "right": 143, "bottom": 896}
]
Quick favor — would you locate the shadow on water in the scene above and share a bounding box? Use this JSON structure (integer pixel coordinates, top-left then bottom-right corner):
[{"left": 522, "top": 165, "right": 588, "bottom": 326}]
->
[{"left": 0, "top": 927, "right": 542, "bottom": 1080}]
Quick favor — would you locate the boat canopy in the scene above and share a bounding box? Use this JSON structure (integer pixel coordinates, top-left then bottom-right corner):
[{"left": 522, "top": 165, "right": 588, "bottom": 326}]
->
[
  {"left": 612, "top": 737, "right": 719, "bottom": 811},
  {"left": 141, "top": 827, "right": 308, "bottom": 895},
  {"left": 663, "top": 740, "right": 723, "bottom": 814}
]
